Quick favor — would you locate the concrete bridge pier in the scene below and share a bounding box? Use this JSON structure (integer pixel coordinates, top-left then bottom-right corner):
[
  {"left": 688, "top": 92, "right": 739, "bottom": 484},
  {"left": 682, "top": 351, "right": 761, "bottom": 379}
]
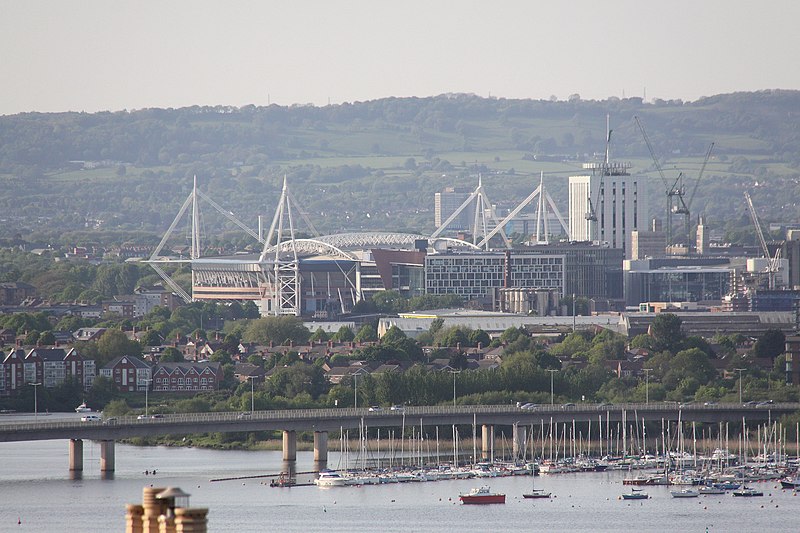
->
[
  {"left": 100, "top": 440, "right": 115, "bottom": 472},
  {"left": 481, "top": 425, "right": 494, "bottom": 462},
  {"left": 512, "top": 424, "right": 527, "bottom": 460},
  {"left": 282, "top": 430, "right": 297, "bottom": 461},
  {"left": 313, "top": 431, "right": 328, "bottom": 463},
  {"left": 69, "top": 438, "right": 83, "bottom": 471}
]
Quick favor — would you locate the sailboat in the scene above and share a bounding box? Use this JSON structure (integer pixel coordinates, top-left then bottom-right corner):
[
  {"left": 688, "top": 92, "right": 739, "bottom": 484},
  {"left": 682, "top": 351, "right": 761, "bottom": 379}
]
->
[{"left": 522, "top": 473, "right": 551, "bottom": 499}]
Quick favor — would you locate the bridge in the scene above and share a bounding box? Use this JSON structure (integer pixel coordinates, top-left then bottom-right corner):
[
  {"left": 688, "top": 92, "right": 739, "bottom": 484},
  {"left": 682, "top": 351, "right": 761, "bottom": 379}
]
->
[{"left": 1, "top": 402, "right": 795, "bottom": 473}]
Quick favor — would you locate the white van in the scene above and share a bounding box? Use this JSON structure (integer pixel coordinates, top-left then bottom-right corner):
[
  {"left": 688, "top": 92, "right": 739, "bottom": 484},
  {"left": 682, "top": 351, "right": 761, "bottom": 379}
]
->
[{"left": 81, "top": 414, "right": 101, "bottom": 422}]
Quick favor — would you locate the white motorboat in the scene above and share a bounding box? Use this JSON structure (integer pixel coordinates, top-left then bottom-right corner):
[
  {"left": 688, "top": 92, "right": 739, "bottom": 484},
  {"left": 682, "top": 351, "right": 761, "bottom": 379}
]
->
[
  {"left": 75, "top": 402, "right": 92, "bottom": 413},
  {"left": 670, "top": 489, "right": 699, "bottom": 498},
  {"left": 314, "top": 471, "right": 348, "bottom": 487}
]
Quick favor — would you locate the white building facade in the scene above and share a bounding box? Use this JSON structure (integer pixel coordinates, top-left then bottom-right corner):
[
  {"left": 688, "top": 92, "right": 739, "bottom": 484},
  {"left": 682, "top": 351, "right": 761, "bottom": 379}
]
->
[{"left": 568, "top": 163, "right": 648, "bottom": 259}]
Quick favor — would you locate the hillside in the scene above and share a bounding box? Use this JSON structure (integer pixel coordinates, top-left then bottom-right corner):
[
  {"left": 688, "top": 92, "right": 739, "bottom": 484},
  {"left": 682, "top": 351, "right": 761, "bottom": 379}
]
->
[{"left": 1, "top": 91, "right": 799, "bottom": 248}]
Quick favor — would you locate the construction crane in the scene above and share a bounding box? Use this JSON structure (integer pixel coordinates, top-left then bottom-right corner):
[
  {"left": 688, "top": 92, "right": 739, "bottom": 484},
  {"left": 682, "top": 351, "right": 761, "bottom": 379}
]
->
[
  {"left": 744, "top": 191, "right": 782, "bottom": 289},
  {"left": 673, "top": 142, "right": 714, "bottom": 249},
  {"left": 635, "top": 116, "right": 681, "bottom": 247}
]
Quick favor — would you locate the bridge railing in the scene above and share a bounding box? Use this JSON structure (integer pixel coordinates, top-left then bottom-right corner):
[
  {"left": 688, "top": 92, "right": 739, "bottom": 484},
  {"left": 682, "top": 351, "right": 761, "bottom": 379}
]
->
[{"left": 1, "top": 402, "right": 798, "bottom": 433}]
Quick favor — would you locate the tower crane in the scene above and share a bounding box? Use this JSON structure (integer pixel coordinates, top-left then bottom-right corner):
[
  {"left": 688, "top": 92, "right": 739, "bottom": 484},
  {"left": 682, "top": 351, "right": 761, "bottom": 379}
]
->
[
  {"left": 635, "top": 116, "right": 681, "bottom": 247},
  {"left": 744, "top": 191, "right": 782, "bottom": 289},
  {"left": 673, "top": 142, "right": 714, "bottom": 249}
]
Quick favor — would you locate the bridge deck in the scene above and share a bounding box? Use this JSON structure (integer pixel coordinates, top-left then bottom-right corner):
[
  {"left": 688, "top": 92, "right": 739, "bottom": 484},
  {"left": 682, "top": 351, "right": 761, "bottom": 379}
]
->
[{"left": 0, "top": 402, "right": 795, "bottom": 443}]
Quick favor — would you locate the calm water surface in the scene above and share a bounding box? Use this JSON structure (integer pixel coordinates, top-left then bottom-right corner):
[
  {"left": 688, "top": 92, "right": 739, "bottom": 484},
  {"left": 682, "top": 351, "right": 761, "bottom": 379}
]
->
[{"left": 0, "top": 436, "right": 797, "bottom": 532}]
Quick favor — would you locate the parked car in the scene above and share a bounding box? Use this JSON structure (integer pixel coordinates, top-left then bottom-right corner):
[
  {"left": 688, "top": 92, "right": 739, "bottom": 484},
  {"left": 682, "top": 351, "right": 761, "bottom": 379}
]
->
[
  {"left": 103, "top": 417, "right": 117, "bottom": 425},
  {"left": 561, "top": 403, "right": 576, "bottom": 409},
  {"left": 390, "top": 405, "right": 405, "bottom": 411},
  {"left": 237, "top": 412, "right": 251, "bottom": 419},
  {"left": 81, "top": 414, "right": 101, "bottom": 422},
  {"left": 368, "top": 406, "right": 383, "bottom": 412},
  {"left": 520, "top": 403, "right": 538, "bottom": 410},
  {"left": 757, "top": 400, "right": 774, "bottom": 406}
]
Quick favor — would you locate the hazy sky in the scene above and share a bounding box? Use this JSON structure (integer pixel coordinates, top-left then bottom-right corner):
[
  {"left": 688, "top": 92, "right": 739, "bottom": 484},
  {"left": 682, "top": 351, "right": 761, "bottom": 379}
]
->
[{"left": 2, "top": 1, "right": 798, "bottom": 115}]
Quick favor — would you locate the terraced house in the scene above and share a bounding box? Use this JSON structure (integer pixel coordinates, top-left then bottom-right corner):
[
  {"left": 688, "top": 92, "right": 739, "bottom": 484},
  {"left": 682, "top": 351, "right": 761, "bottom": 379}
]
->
[
  {"left": 151, "top": 361, "right": 221, "bottom": 392},
  {"left": 22, "top": 348, "right": 96, "bottom": 390}
]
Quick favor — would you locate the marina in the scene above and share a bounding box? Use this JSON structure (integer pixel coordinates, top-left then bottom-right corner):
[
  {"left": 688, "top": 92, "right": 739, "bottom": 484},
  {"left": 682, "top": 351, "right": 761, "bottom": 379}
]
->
[{"left": 2, "top": 438, "right": 800, "bottom": 532}]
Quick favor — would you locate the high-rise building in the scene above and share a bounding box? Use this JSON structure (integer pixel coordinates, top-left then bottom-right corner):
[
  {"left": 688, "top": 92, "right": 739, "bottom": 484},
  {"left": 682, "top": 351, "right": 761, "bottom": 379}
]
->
[
  {"left": 434, "top": 187, "right": 471, "bottom": 230},
  {"left": 696, "top": 215, "right": 710, "bottom": 255},
  {"left": 569, "top": 162, "right": 648, "bottom": 258}
]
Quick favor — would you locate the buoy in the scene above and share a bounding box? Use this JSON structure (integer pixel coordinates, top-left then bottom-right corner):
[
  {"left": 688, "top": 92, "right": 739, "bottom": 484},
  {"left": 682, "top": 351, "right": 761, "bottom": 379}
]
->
[{"left": 18, "top": 517, "right": 21, "bottom": 525}]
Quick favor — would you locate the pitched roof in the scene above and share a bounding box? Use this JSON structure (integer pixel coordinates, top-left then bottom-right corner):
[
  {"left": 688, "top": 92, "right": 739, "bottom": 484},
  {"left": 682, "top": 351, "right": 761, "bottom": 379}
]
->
[
  {"left": 153, "top": 362, "right": 222, "bottom": 376},
  {"left": 27, "top": 348, "right": 67, "bottom": 362},
  {"left": 102, "top": 355, "right": 151, "bottom": 370}
]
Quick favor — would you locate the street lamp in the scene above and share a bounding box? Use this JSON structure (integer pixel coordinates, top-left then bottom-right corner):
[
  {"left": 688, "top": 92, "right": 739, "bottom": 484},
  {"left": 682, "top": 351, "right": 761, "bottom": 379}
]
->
[
  {"left": 143, "top": 378, "right": 153, "bottom": 417},
  {"left": 735, "top": 368, "right": 746, "bottom": 403},
  {"left": 546, "top": 369, "right": 558, "bottom": 405},
  {"left": 643, "top": 369, "right": 652, "bottom": 404},
  {"left": 246, "top": 376, "right": 256, "bottom": 414},
  {"left": 451, "top": 370, "right": 461, "bottom": 407},
  {"left": 28, "top": 382, "right": 41, "bottom": 419},
  {"left": 353, "top": 374, "right": 358, "bottom": 409}
]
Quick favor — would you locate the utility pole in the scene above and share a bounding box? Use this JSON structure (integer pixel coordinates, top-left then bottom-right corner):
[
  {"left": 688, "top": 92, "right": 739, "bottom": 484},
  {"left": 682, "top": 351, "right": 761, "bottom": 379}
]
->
[
  {"left": 735, "top": 368, "right": 746, "bottom": 403},
  {"left": 29, "top": 382, "right": 41, "bottom": 419},
  {"left": 547, "top": 369, "right": 558, "bottom": 405},
  {"left": 451, "top": 370, "right": 461, "bottom": 407},
  {"left": 144, "top": 378, "right": 153, "bottom": 417},
  {"left": 643, "top": 369, "right": 652, "bottom": 404},
  {"left": 354, "top": 374, "right": 358, "bottom": 409},
  {"left": 247, "top": 376, "right": 256, "bottom": 414}
]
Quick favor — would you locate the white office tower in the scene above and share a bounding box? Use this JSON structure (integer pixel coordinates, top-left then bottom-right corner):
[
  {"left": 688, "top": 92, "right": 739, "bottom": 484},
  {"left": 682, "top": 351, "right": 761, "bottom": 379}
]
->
[{"left": 568, "top": 117, "right": 647, "bottom": 258}]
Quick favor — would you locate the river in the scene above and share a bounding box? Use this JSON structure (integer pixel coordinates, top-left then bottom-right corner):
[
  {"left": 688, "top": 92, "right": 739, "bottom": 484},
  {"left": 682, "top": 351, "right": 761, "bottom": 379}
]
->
[{"left": 0, "top": 430, "right": 797, "bottom": 531}]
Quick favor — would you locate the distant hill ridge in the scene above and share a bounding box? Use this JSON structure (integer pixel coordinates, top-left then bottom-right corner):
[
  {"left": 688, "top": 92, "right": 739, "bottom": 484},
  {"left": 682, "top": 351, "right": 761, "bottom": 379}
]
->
[{"left": 0, "top": 90, "right": 797, "bottom": 243}]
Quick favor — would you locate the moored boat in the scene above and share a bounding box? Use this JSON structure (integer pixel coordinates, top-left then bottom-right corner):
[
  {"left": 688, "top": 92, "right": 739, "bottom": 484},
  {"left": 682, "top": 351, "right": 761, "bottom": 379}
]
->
[
  {"left": 780, "top": 478, "right": 800, "bottom": 490},
  {"left": 670, "top": 489, "right": 699, "bottom": 498},
  {"left": 621, "top": 489, "right": 648, "bottom": 500},
  {"left": 459, "top": 486, "right": 505, "bottom": 504},
  {"left": 698, "top": 486, "right": 725, "bottom": 495},
  {"left": 732, "top": 487, "right": 763, "bottom": 497},
  {"left": 314, "top": 471, "right": 348, "bottom": 487},
  {"left": 523, "top": 489, "right": 551, "bottom": 499}
]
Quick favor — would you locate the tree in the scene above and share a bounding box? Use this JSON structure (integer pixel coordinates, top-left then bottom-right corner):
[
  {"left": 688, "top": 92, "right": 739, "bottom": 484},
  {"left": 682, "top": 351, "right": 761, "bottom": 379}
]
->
[
  {"left": 354, "top": 323, "right": 378, "bottom": 343},
  {"left": 242, "top": 316, "right": 310, "bottom": 346},
  {"left": 160, "top": 347, "right": 184, "bottom": 363},
  {"left": 371, "top": 290, "right": 405, "bottom": 313},
  {"left": 650, "top": 314, "right": 684, "bottom": 353},
  {"left": 38, "top": 331, "right": 56, "bottom": 346},
  {"left": 140, "top": 329, "right": 163, "bottom": 347},
  {"left": 449, "top": 351, "right": 468, "bottom": 370},
  {"left": 754, "top": 328, "right": 785, "bottom": 360},
  {"left": 429, "top": 318, "right": 445, "bottom": 337},
  {"left": 332, "top": 326, "right": 355, "bottom": 342},
  {"left": 380, "top": 325, "right": 407, "bottom": 345},
  {"left": 87, "top": 375, "right": 114, "bottom": 407},
  {"left": 96, "top": 328, "right": 141, "bottom": 367},
  {"left": 310, "top": 328, "right": 330, "bottom": 342},
  {"left": 24, "top": 330, "right": 40, "bottom": 345},
  {"left": 469, "top": 329, "right": 491, "bottom": 348}
]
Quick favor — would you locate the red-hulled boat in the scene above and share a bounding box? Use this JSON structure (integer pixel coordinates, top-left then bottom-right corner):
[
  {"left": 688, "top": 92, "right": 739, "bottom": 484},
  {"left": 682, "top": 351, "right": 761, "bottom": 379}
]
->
[{"left": 459, "top": 486, "right": 506, "bottom": 504}]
